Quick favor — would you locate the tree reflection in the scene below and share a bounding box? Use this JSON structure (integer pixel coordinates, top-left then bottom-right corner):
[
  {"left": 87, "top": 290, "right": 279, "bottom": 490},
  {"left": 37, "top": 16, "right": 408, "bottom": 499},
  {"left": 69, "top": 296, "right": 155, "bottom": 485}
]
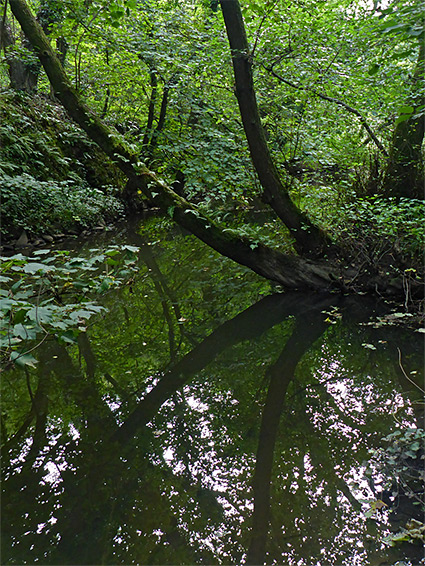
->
[{"left": 1, "top": 245, "right": 423, "bottom": 565}]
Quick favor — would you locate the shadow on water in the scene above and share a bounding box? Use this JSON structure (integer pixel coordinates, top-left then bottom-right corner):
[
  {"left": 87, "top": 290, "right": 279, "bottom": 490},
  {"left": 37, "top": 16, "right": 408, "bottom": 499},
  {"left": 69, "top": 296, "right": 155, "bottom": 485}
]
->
[{"left": 1, "top": 217, "right": 424, "bottom": 565}]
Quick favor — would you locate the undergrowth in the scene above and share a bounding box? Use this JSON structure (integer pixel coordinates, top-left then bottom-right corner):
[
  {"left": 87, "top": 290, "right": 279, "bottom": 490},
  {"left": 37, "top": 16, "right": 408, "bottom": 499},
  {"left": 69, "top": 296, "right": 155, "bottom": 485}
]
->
[
  {"left": 0, "top": 174, "right": 125, "bottom": 238},
  {"left": 0, "top": 90, "right": 126, "bottom": 239}
]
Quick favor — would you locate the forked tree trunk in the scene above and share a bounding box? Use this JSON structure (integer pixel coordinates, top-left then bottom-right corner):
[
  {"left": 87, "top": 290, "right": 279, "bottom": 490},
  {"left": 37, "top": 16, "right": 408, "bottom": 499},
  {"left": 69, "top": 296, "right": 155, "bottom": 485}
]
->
[{"left": 219, "top": 0, "right": 333, "bottom": 256}]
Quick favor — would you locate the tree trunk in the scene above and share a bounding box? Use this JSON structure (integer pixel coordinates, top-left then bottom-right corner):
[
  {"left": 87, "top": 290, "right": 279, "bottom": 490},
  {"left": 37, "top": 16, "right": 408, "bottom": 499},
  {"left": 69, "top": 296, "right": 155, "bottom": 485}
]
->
[
  {"left": 0, "top": 16, "right": 39, "bottom": 91},
  {"left": 8, "top": 0, "right": 418, "bottom": 298},
  {"left": 219, "top": 0, "right": 332, "bottom": 256},
  {"left": 383, "top": 42, "right": 425, "bottom": 199}
]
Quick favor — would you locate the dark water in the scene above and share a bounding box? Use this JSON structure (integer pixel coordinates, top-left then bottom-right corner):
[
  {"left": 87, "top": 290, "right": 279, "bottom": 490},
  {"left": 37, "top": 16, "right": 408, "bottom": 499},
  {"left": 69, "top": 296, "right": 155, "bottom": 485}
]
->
[{"left": 1, "top": 217, "right": 424, "bottom": 565}]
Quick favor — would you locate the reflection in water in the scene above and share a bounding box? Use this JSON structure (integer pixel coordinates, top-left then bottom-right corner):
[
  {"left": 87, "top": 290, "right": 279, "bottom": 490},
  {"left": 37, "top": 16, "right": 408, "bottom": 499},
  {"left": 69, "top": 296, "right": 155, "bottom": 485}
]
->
[{"left": 1, "top": 219, "right": 424, "bottom": 565}]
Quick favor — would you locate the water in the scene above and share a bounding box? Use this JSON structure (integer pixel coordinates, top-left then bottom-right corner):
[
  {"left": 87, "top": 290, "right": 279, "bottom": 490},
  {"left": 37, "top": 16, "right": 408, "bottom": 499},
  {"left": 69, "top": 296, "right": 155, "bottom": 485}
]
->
[{"left": 1, "top": 216, "right": 424, "bottom": 565}]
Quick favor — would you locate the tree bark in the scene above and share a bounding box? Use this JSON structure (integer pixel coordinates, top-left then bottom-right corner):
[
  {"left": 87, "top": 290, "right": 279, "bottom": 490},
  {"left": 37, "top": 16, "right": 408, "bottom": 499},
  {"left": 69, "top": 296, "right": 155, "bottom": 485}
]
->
[
  {"left": 8, "top": 0, "right": 418, "bottom": 298},
  {"left": 383, "top": 42, "right": 425, "bottom": 199},
  {"left": 8, "top": 0, "right": 342, "bottom": 289},
  {"left": 0, "top": 15, "right": 39, "bottom": 91},
  {"left": 219, "top": 0, "right": 332, "bottom": 256}
]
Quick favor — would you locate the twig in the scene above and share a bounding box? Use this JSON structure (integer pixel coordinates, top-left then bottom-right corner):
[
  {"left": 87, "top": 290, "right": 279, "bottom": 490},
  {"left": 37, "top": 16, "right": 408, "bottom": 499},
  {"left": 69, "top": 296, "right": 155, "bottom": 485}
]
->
[
  {"left": 397, "top": 347, "right": 425, "bottom": 394},
  {"left": 264, "top": 63, "right": 388, "bottom": 157}
]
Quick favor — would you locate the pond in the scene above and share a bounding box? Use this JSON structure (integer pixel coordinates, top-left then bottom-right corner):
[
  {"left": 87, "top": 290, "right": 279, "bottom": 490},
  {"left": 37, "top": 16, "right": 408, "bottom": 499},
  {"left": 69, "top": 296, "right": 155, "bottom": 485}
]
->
[{"left": 1, "top": 216, "right": 424, "bottom": 565}]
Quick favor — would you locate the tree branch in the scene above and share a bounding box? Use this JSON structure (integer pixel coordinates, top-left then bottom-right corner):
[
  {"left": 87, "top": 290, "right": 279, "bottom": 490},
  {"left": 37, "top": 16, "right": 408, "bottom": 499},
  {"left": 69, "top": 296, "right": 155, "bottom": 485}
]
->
[{"left": 265, "top": 62, "right": 388, "bottom": 157}]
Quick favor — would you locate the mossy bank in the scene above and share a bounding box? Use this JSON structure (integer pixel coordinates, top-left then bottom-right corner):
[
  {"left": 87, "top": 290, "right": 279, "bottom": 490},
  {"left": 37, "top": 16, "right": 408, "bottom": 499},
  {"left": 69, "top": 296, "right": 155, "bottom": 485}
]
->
[{"left": 0, "top": 89, "right": 128, "bottom": 248}]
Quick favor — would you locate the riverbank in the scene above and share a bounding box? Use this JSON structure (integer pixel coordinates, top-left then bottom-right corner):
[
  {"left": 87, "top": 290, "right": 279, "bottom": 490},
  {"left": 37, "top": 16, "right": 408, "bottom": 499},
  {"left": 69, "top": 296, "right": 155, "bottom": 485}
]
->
[{"left": 0, "top": 90, "right": 127, "bottom": 246}]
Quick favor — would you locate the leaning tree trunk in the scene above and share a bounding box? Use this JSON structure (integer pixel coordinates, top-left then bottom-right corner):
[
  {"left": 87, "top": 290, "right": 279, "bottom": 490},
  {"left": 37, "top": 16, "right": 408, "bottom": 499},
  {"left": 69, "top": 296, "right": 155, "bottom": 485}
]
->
[
  {"left": 219, "top": 0, "right": 333, "bottom": 256},
  {"left": 382, "top": 41, "right": 425, "bottom": 199},
  {"left": 8, "top": 0, "right": 419, "bottom": 298}
]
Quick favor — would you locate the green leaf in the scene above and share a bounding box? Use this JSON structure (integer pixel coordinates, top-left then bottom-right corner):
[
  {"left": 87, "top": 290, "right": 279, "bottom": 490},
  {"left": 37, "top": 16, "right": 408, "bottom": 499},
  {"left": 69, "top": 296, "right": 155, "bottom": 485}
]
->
[
  {"left": 122, "top": 245, "right": 139, "bottom": 253},
  {"left": 399, "top": 105, "right": 414, "bottom": 115},
  {"left": 10, "top": 351, "right": 38, "bottom": 368},
  {"left": 98, "top": 278, "right": 114, "bottom": 293},
  {"left": 13, "top": 308, "right": 29, "bottom": 324},
  {"left": 57, "top": 329, "right": 79, "bottom": 344},
  {"left": 394, "top": 114, "right": 411, "bottom": 126},
  {"left": 27, "top": 306, "right": 53, "bottom": 324},
  {"left": 13, "top": 323, "right": 37, "bottom": 340},
  {"left": 368, "top": 63, "right": 380, "bottom": 75},
  {"left": 11, "top": 279, "right": 25, "bottom": 293},
  {"left": 23, "top": 262, "right": 53, "bottom": 274}
]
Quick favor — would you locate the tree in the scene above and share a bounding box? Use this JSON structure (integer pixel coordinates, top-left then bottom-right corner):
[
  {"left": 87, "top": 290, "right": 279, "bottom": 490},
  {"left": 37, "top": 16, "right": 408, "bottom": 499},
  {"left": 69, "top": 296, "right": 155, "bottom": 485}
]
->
[
  {"left": 383, "top": 28, "right": 425, "bottom": 198},
  {"left": 219, "top": 0, "right": 332, "bottom": 256},
  {"left": 0, "top": 0, "right": 67, "bottom": 91},
  {"left": 5, "top": 0, "right": 423, "bottom": 297}
]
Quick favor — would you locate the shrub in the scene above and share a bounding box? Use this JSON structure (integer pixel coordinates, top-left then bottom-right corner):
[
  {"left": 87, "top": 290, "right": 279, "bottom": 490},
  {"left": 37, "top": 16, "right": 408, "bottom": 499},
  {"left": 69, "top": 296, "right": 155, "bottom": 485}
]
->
[
  {"left": 0, "top": 174, "right": 125, "bottom": 238},
  {"left": 337, "top": 196, "right": 425, "bottom": 264}
]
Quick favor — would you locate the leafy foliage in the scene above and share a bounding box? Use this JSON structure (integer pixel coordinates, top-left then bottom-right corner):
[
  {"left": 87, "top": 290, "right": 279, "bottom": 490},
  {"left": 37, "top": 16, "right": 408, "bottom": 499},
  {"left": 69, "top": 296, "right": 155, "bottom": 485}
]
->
[
  {"left": 0, "top": 245, "right": 139, "bottom": 368},
  {"left": 0, "top": 173, "right": 125, "bottom": 237},
  {"left": 0, "top": 91, "right": 126, "bottom": 238},
  {"left": 363, "top": 427, "right": 425, "bottom": 546},
  {"left": 338, "top": 197, "right": 425, "bottom": 262}
]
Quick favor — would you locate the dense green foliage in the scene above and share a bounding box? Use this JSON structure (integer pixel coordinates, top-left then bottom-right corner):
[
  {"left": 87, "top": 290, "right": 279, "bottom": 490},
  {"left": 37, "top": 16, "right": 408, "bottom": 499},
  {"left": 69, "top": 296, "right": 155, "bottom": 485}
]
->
[
  {"left": 1, "top": 0, "right": 423, "bottom": 253},
  {"left": 0, "top": 91, "right": 125, "bottom": 238},
  {"left": 0, "top": 244, "right": 139, "bottom": 368},
  {"left": 1, "top": 174, "right": 124, "bottom": 237}
]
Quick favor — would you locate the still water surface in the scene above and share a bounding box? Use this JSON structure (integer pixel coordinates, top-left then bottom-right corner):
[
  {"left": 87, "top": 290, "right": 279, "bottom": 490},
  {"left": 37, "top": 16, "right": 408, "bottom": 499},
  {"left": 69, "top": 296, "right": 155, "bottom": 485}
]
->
[{"left": 2, "top": 217, "right": 424, "bottom": 565}]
